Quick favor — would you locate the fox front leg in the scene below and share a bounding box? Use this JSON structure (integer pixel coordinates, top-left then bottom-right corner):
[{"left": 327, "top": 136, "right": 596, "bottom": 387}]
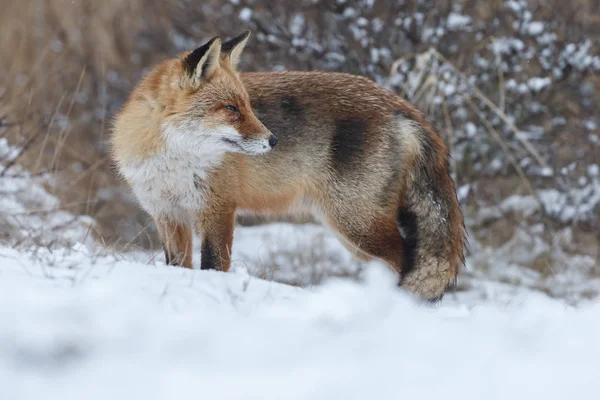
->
[
  {"left": 196, "top": 208, "right": 236, "bottom": 271},
  {"left": 155, "top": 217, "right": 193, "bottom": 268}
]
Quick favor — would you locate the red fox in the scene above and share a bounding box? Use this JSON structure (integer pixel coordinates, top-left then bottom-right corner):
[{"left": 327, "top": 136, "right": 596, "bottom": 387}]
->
[{"left": 110, "top": 30, "right": 466, "bottom": 301}]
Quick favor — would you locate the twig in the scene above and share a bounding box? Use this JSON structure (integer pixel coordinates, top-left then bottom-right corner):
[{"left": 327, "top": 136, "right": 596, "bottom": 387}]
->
[
  {"left": 49, "top": 67, "right": 87, "bottom": 174},
  {"left": 33, "top": 92, "right": 66, "bottom": 173},
  {"left": 429, "top": 48, "right": 548, "bottom": 168},
  {"left": 465, "top": 96, "right": 538, "bottom": 199},
  {"left": 59, "top": 157, "right": 108, "bottom": 193},
  {"left": 441, "top": 99, "right": 458, "bottom": 176},
  {"left": 0, "top": 130, "right": 43, "bottom": 177},
  {"left": 493, "top": 39, "right": 506, "bottom": 113},
  {"left": 119, "top": 220, "right": 155, "bottom": 254}
]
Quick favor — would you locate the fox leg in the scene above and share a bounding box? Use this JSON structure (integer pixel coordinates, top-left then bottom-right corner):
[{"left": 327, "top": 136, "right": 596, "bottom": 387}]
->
[
  {"left": 325, "top": 210, "right": 405, "bottom": 277},
  {"left": 331, "top": 232, "right": 376, "bottom": 263},
  {"left": 155, "top": 217, "right": 193, "bottom": 268},
  {"left": 196, "top": 206, "right": 235, "bottom": 271}
]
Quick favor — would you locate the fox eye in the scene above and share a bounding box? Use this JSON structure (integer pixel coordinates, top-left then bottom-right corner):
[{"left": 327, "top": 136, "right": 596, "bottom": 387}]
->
[{"left": 224, "top": 105, "right": 240, "bottom": 113}]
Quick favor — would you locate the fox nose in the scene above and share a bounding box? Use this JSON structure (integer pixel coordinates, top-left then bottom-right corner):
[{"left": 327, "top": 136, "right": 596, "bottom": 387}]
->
[{"left": 268, "top": 135, "right": 278, "bottom": 148}]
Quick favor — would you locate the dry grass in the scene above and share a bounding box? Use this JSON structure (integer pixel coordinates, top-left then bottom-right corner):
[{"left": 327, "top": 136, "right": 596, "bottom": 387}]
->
[{"left": 1, "top": 0, "right": 178, "bottom": 245}]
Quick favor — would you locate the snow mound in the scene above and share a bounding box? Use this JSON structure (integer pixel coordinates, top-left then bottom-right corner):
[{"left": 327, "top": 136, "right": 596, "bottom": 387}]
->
[{"left": 0, "top": 244, "right": 599, "bottom": 399}]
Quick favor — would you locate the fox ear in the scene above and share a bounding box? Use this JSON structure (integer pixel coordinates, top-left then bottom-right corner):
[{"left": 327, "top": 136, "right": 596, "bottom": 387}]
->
[
  {"left": 182, "top": 36, "right": 222, "bottom": 88},
  {"left": 221, "top": 30, "right": 251, "bottom": 70}
]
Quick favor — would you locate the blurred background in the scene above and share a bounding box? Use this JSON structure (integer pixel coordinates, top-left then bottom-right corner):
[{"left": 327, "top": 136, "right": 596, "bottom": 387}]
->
[{"left": 1, "top": 0, "right": 599, "bottom": 302}]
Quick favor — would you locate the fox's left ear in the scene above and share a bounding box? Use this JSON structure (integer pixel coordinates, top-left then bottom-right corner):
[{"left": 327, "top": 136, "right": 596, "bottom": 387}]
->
[{"left": 221, "top": 30, "right": 251, "bottom": 70}]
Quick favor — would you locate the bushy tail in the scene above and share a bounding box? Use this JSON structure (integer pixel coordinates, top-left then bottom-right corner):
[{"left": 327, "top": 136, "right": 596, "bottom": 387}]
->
[{"left": 397, "top": 126, "right": 466, "bottom": 301}]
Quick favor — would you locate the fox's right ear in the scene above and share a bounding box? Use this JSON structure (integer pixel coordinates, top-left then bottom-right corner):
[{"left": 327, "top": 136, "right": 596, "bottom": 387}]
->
[{"left": 182, "top": 36, "right": 222, "bottom": 88}]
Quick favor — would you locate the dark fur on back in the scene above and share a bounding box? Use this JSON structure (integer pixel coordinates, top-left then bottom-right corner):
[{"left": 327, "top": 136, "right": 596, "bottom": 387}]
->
[
  {"left": 330, "top": 118, "right": 367, "bottom": 171},
  {"left": 280, "top": 95, "right": 304, "bottom": 118}
]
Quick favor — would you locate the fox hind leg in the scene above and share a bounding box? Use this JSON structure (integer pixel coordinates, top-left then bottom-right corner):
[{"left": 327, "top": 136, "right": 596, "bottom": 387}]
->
[
  {"left": 330, "top": 231, "right": 377, "bottom": 263},
  {"left": 324, "top": 209, "right": 405, "bottom": 279}
]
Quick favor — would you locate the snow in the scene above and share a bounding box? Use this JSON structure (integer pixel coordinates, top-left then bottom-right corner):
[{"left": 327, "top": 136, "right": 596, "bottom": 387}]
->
[
  {"left": 465, "top": 121, "right": 477, "bottom": 137},
  {"left": 585, "top": 119, "right": 598, "bottom": 131},
  {"left": 1, "top": 243, "right": 600, "bottom": 400},
  {"left": 289, "top": 13, "right": 305, "bottom": 37},
  {"left": 457, "top": 184, "right": 471, "bottom": 203},
  {"left": 526, "top": 21, "right": 544, "bottom": 36},
  {"left": 528, "top": 76, "right": 551, "bottom": 92},
  {"left": 238, "top": 7, "right": 252, "bottom": 22},
  {"left": 559, "top": 41, "right": 600, "bottom": 72},
  {"left": 490, "top": 37, "right": 525, "bottom": 55},
  {"left": 539, "top": 179, "right": 600, "bottom": 224},
  {"left": 447, "top": 12, "right": 471, "bottom": 30}
]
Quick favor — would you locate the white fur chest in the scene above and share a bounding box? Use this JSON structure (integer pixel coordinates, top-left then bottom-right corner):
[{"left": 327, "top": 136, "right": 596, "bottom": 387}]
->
[
  {"left": 121, "top": 149, "right": 223, "bottom": 220},
  {"left": 117, "top": 121, "right": 243, "bottom": 220}
]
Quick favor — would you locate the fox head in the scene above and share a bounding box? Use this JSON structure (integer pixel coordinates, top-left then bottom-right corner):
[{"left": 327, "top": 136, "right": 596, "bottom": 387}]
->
[{"left": 161, "top": 30, "right": 275, "bottom": 156}]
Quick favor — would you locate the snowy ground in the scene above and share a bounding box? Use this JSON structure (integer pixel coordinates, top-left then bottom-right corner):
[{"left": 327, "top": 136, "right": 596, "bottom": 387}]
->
[
  {"left": 2, "top": 139, "right": 600, "bottom": 399},
  {"left": 1, "top": 236, "right": 600, "bottom": 400}
]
